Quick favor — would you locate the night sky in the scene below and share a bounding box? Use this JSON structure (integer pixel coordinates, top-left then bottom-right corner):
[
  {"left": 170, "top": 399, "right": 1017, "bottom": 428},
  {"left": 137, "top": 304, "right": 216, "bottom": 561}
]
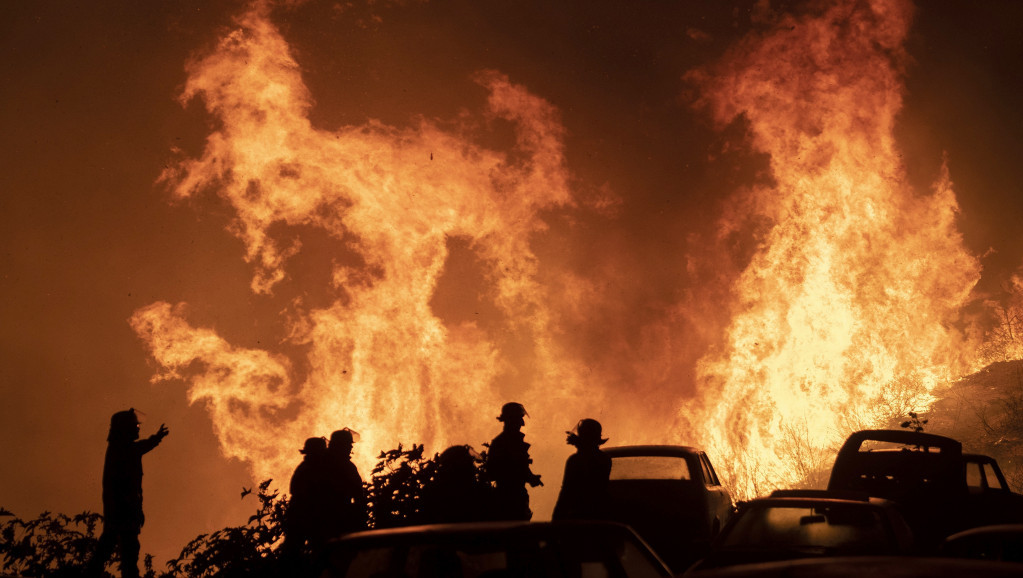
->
[{"left": 2, "top": 0, "right": 1022, "bottom": 565}]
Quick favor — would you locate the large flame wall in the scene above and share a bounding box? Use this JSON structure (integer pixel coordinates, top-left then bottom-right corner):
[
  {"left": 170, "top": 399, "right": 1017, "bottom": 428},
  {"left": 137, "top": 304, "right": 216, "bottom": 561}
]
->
[
  {"left": 129, "top": 4, "right": 596, "bottom": 485},
  {"left": 133, "top": 0, "right": 992, "bottom": 504},
  {"left": 679, "top": 0, "right": 981, "bottom": 497}
]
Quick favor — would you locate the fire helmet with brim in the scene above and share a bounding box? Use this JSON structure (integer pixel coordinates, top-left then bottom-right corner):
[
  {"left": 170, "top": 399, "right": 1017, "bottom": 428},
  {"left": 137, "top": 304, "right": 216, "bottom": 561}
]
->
[
  {"left": 567, "top": 418, "right": 608, "bottom": 446},
  {"left": 497, "top": 402, "right": 528, "bottom": 422},
  {"left": 300, "top": 436, "right": 327, "bottom": 455},
  {"left": 329, "top": 428, "right": 360, "bottom": 447}
]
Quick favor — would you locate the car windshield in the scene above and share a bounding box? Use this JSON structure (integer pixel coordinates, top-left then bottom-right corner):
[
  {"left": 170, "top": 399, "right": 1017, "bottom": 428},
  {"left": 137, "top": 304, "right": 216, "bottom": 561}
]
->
[
  {"left": 859, "top": 440, "right": 944, "bottom": 452},
  {"left": 720, "top": 504, "right": 894, "bottom": 553},
  {"left": 609, "top": 456, "right": 690, "bottom": 480}
]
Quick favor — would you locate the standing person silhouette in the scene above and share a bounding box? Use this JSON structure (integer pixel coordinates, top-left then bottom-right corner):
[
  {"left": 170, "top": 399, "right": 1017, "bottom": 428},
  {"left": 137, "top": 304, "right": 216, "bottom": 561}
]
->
[
  {"left": 486, "top": 402, "right": 542, "bottom": 520},
  {"left": 552, "top": 419, "right": 612, "bottom": 521},
  {"left": 326, "top": 428, "right": 367, "bottom": 536},
  {"left": 89, "top": 409, "right": 169, "bottom": 578},
  {"left": 282, "top": 437, "right": 332, "bottom": 561}
]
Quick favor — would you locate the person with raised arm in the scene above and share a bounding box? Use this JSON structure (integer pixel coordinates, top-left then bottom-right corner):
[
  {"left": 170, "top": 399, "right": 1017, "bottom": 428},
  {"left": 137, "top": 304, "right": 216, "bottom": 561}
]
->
[{"left": 89, "top": 409, "right": 169, "bottom": 578}]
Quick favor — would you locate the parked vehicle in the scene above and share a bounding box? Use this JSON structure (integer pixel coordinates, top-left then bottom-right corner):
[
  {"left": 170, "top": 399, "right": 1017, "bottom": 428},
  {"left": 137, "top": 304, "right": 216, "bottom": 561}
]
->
[
  {"left": 684, "top": 556, "right": 1023, "bottom": 577},
  {"left": 322, "top": 520, "right": 673, "bottom": 578},
  {"left": 940, "top": 524, "right": 1023, "bottom": 563},
  {"left": 827, "top": 430, "right": 1023, "bottom": 548},
  {"left": 602, "top": 445, "right": 734, "bottom": 572},
  {"left": 686, "top": 490, "right": 914, "bottom": 572}
]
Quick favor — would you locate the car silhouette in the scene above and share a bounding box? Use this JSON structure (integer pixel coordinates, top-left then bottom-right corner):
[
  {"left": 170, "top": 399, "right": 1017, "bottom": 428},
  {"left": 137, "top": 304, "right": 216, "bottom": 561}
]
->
[
  {"left": 940, "top": 523, "right": 1023, "bottom": 563},
  {"left": 322, "top": 520, "right": 673, "bottom": 578},
  {"left": 827, "top": 429, "right": 1023, "bottom": 548},
  {"left": 686, "top": 490, "right": 914, "bottom": 572},
  {"left": 681, "top": 555, "right": 1023, "bottom": 577},
  {"left": 601, "top": 445, "right": 734, "bottom": 572}
]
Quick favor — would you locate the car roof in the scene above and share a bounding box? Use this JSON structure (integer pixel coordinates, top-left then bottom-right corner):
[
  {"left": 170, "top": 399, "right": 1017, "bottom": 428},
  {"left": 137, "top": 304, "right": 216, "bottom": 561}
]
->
[
  {"left": 962, "top": 453, "right": 996, "bottom": 462},
  {"left": 684, "top": 556, "right": 1023, "bottom": 577},
  {"left": 769, "top": 489, "right": 872, "bottom": 501},
  {"left": 838, "top": 430, "right": 962, "bottom": 453},
  {"left": 602, "top": 444, "right": 703, "bottom": 457},
  {"left": 944, "top": 523, "right": 1023, "bottom": 541},
  {"left": 332, "top": 520, "right": 640, "bottom": 544},
  {"left": 742, "top": 496, "right": 895, "bottom": 509}
]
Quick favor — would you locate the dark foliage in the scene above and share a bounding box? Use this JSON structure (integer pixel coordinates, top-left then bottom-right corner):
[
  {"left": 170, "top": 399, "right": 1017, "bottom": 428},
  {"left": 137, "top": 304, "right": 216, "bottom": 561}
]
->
[
  {"left": 0, "top": 508, "right": 107, "bottom": 577},
  {"left": 366, "top": 443, "right": 437, "bottom": 529},
  {"left": 161, "top": 479, "right": 286, "bottom": 578},
  {"left": 365, "top": 443, "right": 491, "bottom": 529},
  {"left": 900, "top": 411, "right": 928, "bottom": 433},
  {"left": 1, "top": 443, "right": 490, "bottom": 577}
]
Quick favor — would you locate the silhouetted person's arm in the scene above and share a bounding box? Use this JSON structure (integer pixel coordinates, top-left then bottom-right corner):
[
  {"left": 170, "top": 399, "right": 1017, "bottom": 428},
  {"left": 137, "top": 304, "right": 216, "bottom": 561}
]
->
[{"left": 135, "top": 424, "right": 169, "bottom": 455}]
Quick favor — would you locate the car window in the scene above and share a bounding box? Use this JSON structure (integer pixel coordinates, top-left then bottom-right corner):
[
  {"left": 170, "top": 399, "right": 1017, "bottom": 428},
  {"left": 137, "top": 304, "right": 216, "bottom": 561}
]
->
[
  {"left": 966, "top": 461, "right": 983, "bottom": 488},
  {"left": 984, "top": 463, "right": 1004, "bottom": 490},
  {"left": 858, "top": 440, "right": 944, "bottom": 452},
  {"left": 609, "top": 456, "right": 690, "bottom": 480},
  {"left": 700, "top": 455, "right": 719, "bottom": 486}
]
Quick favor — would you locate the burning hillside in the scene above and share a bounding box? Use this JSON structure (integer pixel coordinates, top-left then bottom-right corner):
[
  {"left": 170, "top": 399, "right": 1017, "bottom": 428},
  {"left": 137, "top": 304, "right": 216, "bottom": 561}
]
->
[{"left": 130, "top": 0, "right": 1022, "bottom": 506}]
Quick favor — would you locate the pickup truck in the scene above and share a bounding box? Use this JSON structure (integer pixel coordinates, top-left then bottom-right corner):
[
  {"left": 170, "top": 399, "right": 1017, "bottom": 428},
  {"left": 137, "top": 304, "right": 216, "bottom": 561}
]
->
[{"left": 827, "top": 429, "right": 1023, "bottom": 548}]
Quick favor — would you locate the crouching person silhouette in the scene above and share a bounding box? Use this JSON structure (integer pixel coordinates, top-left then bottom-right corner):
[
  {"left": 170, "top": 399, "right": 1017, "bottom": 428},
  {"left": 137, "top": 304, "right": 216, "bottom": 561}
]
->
[{"left": 89, "top": 409, "right": 169, "bottom": 578}]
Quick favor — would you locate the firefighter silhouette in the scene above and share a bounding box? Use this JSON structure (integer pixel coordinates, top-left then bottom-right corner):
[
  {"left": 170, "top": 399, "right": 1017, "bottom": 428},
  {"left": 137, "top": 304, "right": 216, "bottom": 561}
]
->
[
  {"left": 89, "top": 409, "right": 169, "bottom": 578},
  {"left": 326, "top": 428, "right": 367, "bottom": 536},
  {"left": 282, "top": 437, "right": 332, "bottom": 559},
  {"left": 552, "top": 418, "right": 612, "bottom": 521},
  {"left": 486, "top": 402, "right": 542, "bottom": 520}
]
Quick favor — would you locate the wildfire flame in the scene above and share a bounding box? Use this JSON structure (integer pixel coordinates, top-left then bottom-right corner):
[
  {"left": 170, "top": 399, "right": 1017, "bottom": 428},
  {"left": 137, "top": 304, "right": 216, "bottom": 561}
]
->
[
  {"left": 679, "top": 0, "right": 982, "bottom": 497},
  {"left": 132, "top": 0, "right": 1005, "bottom": 507},
  {"left": 130, "top": 4, "right": 592, "bottom": 488}
]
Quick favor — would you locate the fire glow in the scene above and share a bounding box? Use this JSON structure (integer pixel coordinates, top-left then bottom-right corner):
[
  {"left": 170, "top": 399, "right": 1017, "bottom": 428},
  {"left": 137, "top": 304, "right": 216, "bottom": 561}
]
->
[
  {"left": 133, "top": 0, "right": 1007, "bottom": 504},
  {"left": 130, "top": 3, "right": 590, "bottom": 489},
  {"left": 679, "top": 0, "right": 982, "bottom": 497}
]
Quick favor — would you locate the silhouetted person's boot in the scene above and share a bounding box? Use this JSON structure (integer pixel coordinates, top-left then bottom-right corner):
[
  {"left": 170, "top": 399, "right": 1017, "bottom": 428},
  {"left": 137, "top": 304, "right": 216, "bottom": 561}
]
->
[
  {"left": 88, "top": 409, "right": 169, "bottom": 578},
  {"left": 485, "top": 402, "right": 542, "bottom": 520},
  {"left": 552, "top": 419, "right": 612, "bottom": 521}
]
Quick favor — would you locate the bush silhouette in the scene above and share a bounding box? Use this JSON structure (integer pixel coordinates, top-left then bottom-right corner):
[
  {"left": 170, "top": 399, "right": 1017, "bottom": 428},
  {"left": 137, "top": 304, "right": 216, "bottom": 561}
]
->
[
  {"left": 162, "top": 479, "right": 286, "bottom": 578},
  {"left": 366, "top": 443, "right": 437, "bottom": 529},
  {"left": 1, "top": 443, "right": 490, "bottom": 576},
  {"left": 0, "top": 508, "right": 119, "bottom": 577}
]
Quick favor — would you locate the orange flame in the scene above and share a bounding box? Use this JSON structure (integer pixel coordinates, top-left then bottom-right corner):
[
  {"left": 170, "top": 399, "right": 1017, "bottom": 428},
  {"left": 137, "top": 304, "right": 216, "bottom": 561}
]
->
[
  {"left": 133, "top": 0, "right": 1009, "bottom": 510},
  {"left": 680, "top": 0, "right": 982, "bottom": 497},
  {"left": 132, "top": 5, "right": 592, "bottom": 487}
]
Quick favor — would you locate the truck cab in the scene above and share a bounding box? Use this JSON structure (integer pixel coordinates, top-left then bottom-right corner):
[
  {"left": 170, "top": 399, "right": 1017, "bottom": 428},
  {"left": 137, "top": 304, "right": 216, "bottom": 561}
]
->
[{"left": 828, "top": 430, "right": 1023, "bottom": 549}]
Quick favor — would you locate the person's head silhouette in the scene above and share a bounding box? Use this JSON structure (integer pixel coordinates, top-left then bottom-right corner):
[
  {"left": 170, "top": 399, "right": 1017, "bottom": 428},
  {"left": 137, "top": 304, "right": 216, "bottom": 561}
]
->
[
  {"left": 566, "top": 418, "right": 608, "bottom": 448},
  {"left": 497, "top": 402, "right": 528, "bottom": 430},
  {"left": 300, "top": 436, "right": 327, "bottom": 456},
  {"left": 329, "top": 428, "right": 359, "bottom": 457},
  {"left": 108, "top": 409, "right": 140, "bottom": 442}
]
